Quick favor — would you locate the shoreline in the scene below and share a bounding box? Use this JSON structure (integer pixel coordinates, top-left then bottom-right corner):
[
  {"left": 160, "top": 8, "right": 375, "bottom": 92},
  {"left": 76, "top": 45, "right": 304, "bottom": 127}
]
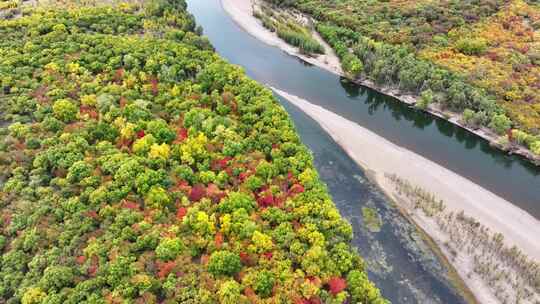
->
[
  {"left": 271, "top": 87, "right": 540, "bottom": 304},
  {"left": 221, "top": 0, "right": 540, "bottom": 166},
  {"left": 390, "top": 200, "right": 479, "bottom": 304}
]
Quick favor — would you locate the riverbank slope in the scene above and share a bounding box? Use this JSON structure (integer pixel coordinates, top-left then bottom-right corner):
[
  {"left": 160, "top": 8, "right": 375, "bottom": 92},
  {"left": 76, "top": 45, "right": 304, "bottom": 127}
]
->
[{"left": 272, "top": 87, "right": 540, "bottom": 304}]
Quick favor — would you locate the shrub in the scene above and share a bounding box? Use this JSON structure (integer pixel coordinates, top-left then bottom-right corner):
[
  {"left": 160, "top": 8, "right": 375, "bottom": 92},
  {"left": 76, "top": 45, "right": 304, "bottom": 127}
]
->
[
  {"left": 277, "top": 28, "right": 324, "bottom": 54},
  {"left": 455, "top": 38, "right": 487, "bottom": 55}
]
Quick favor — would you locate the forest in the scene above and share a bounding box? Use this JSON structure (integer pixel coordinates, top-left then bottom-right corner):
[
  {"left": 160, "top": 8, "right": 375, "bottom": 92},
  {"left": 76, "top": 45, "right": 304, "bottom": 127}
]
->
[
  {"left": 0, "top": 0, "right": 386, "bottom": 303},
  {"left": 267, "top": 0, "right": 540, "bottom": 156}
]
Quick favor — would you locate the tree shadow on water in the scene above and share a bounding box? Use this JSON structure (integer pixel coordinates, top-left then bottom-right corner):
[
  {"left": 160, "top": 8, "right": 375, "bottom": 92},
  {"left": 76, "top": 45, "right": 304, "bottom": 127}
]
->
[{"left": 339, "top": 77, "right": 360, "bottom": 98}]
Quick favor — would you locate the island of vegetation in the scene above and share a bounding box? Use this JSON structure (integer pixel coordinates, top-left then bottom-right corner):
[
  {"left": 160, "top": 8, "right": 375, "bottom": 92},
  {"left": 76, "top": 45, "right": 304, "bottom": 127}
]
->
[
  {"left": 231, "top": 0, "right": 540, "bottom": 164},
  {"left": 0, "top": 0, "right": 387, "bottom": 303}
]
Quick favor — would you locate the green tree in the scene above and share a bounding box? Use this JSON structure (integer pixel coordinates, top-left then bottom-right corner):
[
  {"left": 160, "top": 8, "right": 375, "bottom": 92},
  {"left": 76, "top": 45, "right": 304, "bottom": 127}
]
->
[
  {"left": 39, "top": 266, "right": 74, "bottom": 291},
  {"left": 21, "top": 287, "right": 47, "bottom": 304},
  {"left": 52, "top": 99, "right": 78, "bottom": 123},
  {"left": 416, "top": 89, "right": 433, "bottom": 110},
  {"left": 146, "top": 119, "right": 176, "bottom": 143},
  {"left": 145, "top": 186, "right": 171, "bottom": 209},
  {"left": 530, "top": 141, "right": 540, "bottom": 155},
  {"left": 218, "top": 191, "right": 256, "bottom": 213},
  {"left": 67, "top": 160, "right": 92, "bottom": 183},
  {"left": 208, "top": 251, "right": 242, "bottom": 277},
  {"left": 347, "top": 270, "right": 387, "bottom": 304},
  {"left": 254, "top": 270, "right": 275, "bottom": 298},
  {"left": 342, "top": 54, "right": 363, "bottom": 77},
  {"left": 133, "top": 134, "right": 156, "bottom": 155},
  {"left": 244, "top": 175, "right": 263, "bottom": 191},
  {"left": 156, "top": 237, "right": 183, "bottom": 261},
  {"left": 489, "top": 114, "right": 511, "bottom": 135},
  {"left": 217, "top": 280, "right": 243, "bottom": 304}
]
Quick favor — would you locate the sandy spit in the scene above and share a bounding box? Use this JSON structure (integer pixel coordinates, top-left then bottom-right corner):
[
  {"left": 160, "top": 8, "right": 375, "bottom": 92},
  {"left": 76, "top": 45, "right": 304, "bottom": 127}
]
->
[
  {"left": 271, "top": 87, "right": 540, "bottom": 303},
  {"left": 221, "top": 0, "right": 540, "bottom": 165},
  {"left": 221, "top": 0, "right": 343, "bottom": 76}
]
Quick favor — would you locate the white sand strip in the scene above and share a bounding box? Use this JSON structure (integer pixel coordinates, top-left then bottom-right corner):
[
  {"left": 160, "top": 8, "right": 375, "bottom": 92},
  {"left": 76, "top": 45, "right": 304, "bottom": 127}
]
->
[
  {"left": 273, "top": 87, "right": 540, "bottom": 303},
  {"left": 272, "top": 87, "right": 540, "bottom": 262}
]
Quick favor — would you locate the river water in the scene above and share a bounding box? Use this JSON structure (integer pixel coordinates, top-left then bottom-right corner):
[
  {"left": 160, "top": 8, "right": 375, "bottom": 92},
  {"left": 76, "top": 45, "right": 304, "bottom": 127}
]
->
[{"left": 186, "top": 0, "right": 539, "bottom": 302}]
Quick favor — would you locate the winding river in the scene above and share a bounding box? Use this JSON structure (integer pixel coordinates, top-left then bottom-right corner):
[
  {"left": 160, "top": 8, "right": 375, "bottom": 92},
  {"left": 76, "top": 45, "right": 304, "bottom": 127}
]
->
[{"left": 187, "top": 0, "right": 539, "bottom": 303}]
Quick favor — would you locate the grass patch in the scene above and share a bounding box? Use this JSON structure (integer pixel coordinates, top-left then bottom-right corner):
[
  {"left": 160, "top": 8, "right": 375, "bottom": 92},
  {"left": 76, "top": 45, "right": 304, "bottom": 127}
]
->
[
  {"left": 253, "top": 4, "right": 324, "bottom": 55},
  {"left": 362, "top": 207, "right": 383, "bottom": 232}
]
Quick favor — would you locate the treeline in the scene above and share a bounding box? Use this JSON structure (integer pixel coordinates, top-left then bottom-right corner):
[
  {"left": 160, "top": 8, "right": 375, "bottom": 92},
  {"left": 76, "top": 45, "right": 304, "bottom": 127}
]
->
[
  {"left": 0, "top": 0, "right": 387, "bottom": 303},
  {"left": 316, "top": 22, "right": 540, "bottom": 155},
  {"left": 317, "top": 24, "right": 498, "bottom": 116}
]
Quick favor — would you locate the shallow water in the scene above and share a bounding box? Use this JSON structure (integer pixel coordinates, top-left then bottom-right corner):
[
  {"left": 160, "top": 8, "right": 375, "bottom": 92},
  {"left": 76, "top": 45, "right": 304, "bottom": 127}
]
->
[{"left": 280, "top": 97, "right": 467, "bottom": 303}]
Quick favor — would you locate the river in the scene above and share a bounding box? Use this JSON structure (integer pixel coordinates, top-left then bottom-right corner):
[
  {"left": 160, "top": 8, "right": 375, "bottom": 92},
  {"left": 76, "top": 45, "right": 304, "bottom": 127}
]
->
[{"left": 186, "top": 0, "right": 539, "bottom": 302}]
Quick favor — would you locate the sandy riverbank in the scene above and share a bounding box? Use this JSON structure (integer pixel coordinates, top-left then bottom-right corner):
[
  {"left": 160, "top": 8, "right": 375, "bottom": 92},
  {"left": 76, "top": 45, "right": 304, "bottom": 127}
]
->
[
  {"left": 221, "top": 0, "right": 540, "bottom": 165},
  {"left": 272, "top": 87, "right": 540, "bottom": 304}
]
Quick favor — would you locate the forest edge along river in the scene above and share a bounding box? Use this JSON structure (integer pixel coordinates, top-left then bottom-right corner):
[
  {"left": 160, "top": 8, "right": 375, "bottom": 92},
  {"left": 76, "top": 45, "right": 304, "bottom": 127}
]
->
[
  {"left": 187, "top": 0, "right": 539, "bottom": 303},
  {"left": 271, "top": 88, "right": 540, "bottom": 304},
  {"left": 209, "top": 0, "right": 540, "bottom": 257},
  {"left": 188, "top": 0, "right": 540, "bottom": 220}
]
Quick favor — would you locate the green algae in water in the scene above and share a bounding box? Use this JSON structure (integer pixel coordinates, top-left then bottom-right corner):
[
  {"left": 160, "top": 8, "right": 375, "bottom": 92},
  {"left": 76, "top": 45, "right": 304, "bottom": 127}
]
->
[{"left": 362, "top": 207, "right": 383, "bottom": 232}]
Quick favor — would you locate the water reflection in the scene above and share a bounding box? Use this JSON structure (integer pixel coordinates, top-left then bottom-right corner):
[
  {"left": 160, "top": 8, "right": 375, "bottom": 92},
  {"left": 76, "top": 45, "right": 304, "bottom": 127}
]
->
[{"left": 339, "top": 77, "right": 360, "bottom": 98}]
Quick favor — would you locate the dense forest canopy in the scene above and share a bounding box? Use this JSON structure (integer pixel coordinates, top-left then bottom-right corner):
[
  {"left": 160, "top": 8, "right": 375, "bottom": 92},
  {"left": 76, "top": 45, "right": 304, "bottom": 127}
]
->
[
  {"left": 0, "top": 0, "right": 386, "bottom": 303},
  {"left": 270, "top": 0, "right": 540, "bottom": 155}
]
